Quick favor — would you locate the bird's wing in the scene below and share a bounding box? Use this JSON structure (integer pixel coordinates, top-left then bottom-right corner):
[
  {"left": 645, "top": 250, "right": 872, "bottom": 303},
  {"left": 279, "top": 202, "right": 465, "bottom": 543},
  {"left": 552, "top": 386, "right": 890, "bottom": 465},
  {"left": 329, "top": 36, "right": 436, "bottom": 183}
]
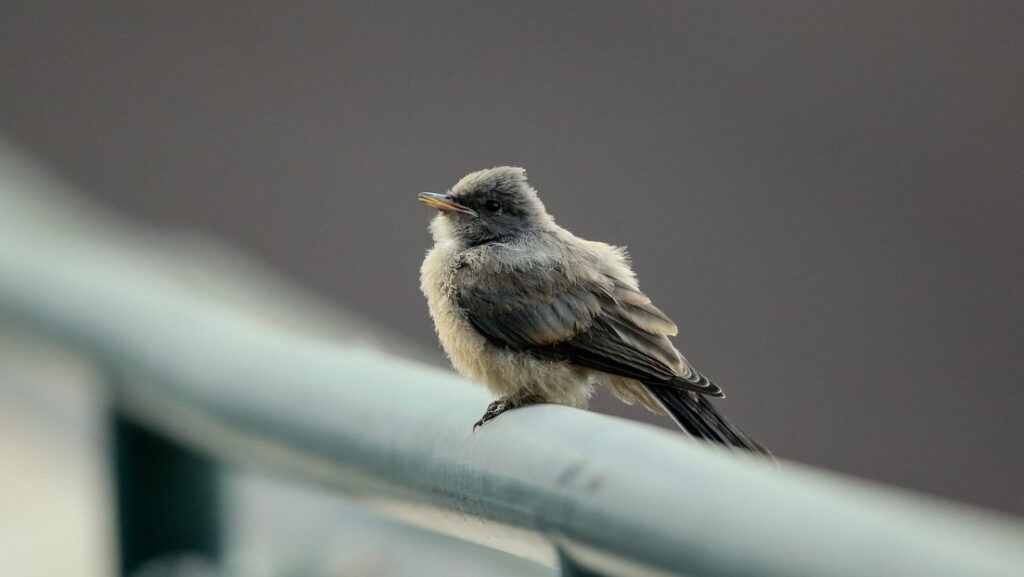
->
[{"left": 456, "top": 255, "right": 721, "bottom": 395}]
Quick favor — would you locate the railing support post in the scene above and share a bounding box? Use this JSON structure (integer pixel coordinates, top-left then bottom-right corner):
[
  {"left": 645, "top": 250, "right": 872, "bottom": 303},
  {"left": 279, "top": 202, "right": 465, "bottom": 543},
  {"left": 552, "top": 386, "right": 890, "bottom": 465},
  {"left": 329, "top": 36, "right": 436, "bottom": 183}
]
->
[
  {"left": 558, "top": 550, "right": 608, "bottom": 577},
  {"left": 114, "top": 412, "right": 221, "bottom": 575}
]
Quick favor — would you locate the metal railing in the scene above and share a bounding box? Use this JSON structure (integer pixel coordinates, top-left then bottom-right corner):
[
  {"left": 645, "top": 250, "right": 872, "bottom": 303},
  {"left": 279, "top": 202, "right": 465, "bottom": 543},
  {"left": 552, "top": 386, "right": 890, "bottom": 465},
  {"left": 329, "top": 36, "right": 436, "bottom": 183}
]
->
[{"left": 2, "top": 141, "right": 1023, "bottom": 577}]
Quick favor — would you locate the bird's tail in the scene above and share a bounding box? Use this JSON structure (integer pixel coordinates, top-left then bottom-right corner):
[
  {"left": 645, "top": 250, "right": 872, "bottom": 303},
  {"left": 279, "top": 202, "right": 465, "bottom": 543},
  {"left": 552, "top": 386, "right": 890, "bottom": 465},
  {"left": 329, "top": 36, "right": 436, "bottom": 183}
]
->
[{"left": 647, "top": 386, "right": 773, "bottom": 458}]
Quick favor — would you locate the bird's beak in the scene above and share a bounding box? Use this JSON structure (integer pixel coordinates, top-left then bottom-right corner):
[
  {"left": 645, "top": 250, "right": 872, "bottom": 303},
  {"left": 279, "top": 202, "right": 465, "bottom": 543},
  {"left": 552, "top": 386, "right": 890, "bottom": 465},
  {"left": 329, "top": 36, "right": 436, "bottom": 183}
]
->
[{"left": 417, "top": 192, "right": 478, "bottom": 216}]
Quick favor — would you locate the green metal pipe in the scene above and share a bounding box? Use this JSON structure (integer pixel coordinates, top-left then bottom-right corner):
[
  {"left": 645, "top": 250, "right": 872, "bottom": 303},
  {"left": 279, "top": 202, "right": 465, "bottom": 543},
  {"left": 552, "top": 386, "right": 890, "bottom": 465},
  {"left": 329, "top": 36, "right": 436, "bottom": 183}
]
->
[{"left": 2, "top": 141, "right": 1024, "bottom": 576}]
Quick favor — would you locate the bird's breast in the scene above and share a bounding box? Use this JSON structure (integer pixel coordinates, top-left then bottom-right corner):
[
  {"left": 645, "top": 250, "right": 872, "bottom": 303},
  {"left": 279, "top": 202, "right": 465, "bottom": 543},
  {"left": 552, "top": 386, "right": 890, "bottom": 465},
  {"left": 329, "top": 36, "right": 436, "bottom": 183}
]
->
[
  {"left": 419, "top": 244, "right": 592, "bottom": 406},
  {"left": 421, "top": 246, "right": 489, "bottom": 375}
]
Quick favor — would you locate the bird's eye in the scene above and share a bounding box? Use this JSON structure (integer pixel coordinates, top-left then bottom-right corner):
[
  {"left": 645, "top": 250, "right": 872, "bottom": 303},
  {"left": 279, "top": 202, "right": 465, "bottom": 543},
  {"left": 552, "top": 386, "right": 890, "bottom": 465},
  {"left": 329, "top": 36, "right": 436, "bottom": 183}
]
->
[{"left": 484, "top": 199, "right": 502, "bottom": 212}]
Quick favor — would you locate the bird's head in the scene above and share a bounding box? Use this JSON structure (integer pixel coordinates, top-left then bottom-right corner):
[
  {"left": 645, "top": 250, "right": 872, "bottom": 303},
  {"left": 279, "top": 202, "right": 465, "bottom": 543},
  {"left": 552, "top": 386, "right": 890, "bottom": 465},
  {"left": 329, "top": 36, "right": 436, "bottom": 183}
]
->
[{"left": 419, "top": 166, "right": 553, "bottom": 246}]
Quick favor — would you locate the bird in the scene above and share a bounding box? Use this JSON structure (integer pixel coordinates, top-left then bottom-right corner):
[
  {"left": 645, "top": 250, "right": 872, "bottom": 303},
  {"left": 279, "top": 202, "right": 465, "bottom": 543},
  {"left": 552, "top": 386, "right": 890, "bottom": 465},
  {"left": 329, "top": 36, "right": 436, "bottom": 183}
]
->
[{"left": 418, "top": 166, "right": 769, "bottom": 455}]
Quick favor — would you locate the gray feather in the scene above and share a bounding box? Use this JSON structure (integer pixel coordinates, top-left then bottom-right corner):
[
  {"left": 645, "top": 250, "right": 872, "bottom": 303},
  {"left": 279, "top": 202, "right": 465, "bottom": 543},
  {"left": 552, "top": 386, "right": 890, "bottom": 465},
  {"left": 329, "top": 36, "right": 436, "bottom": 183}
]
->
[{"left": 457, "top": 255, "right": 720, "bottom": 396}]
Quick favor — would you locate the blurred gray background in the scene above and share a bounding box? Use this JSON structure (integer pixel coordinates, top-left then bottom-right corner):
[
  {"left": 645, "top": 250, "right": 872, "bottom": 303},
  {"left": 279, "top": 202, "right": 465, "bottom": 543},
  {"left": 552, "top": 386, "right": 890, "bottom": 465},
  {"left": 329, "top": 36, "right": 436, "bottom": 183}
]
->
[{"left": 1, "top": 2, "right": 1021, "bottom": 516}]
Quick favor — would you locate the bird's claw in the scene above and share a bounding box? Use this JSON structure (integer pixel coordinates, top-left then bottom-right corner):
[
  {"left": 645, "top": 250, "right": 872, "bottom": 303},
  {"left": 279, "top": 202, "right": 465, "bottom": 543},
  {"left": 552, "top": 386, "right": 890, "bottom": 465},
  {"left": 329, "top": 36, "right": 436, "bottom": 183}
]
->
[
  {"left": 472, "top": 399, "right": 507, "bottom": 433},
  {"left": 471, "top": 396, "right": 545, "bottom": 433}
]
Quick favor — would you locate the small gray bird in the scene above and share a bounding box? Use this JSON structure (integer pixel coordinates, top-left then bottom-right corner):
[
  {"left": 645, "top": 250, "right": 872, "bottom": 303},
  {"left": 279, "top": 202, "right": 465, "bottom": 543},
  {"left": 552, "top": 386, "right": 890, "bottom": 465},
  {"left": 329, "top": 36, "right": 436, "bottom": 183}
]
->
[{"left": 419, "top": 166, "right": 769, "bottom": 455}]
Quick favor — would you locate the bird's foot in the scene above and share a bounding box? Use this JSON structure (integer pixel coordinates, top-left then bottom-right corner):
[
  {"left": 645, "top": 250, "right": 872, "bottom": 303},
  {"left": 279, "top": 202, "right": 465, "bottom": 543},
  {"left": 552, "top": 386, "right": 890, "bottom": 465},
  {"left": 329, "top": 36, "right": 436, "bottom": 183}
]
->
[{"left": 472, "top": 395, "right": 541, "bottom": 432}]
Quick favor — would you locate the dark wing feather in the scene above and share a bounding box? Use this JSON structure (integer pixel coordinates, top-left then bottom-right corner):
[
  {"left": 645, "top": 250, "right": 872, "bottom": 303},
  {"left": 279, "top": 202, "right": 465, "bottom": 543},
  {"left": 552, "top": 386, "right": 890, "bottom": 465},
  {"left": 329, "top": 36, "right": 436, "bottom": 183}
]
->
[
  {"left": 457, "top": 265, "right": 722, "bottom": 396},
  {"left": 459, "top": 282, "right": 602, "bottom": 347}
]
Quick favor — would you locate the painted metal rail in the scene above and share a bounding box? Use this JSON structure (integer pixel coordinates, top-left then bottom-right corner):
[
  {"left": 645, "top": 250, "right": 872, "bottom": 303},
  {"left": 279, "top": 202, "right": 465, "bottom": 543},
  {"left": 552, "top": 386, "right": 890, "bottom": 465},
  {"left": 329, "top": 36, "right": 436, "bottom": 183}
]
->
[{"left": 2, "top": 142, "right": 1023, "bottom": 576}]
